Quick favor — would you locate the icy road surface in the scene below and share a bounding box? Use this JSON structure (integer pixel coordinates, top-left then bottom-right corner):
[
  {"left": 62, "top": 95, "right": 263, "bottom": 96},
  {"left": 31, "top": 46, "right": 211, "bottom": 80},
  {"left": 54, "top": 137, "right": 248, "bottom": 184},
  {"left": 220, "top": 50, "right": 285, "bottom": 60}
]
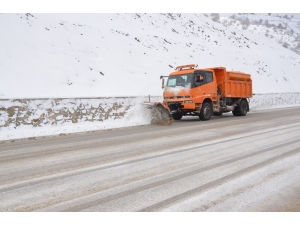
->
[{"left": 0, "top": 107, "right": 300, "bottom": 212}]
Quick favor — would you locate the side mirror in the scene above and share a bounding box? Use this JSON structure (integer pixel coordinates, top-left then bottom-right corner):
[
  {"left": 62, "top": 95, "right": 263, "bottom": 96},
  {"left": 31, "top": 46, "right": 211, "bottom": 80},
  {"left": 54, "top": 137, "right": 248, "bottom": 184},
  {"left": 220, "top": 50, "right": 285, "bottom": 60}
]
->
[{"left": 161, "top": 78, "right": 165, "bottom": 89}]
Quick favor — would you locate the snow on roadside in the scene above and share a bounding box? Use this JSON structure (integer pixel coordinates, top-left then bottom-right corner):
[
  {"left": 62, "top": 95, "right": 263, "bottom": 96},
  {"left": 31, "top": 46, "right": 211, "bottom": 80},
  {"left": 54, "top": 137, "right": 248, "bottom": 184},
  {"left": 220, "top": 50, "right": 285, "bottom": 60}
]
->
[
  {"left": 0, "top": 93, "right": 300, "bottom": 141},
  {"left": 0, "top": 104, "right": 153, "bottom": 142},
  {"left": 250, "top": 92, "right": 300, "bottom": 111},
  {"left": 161, "top": 149, "right": 300, "bottom": 212}
]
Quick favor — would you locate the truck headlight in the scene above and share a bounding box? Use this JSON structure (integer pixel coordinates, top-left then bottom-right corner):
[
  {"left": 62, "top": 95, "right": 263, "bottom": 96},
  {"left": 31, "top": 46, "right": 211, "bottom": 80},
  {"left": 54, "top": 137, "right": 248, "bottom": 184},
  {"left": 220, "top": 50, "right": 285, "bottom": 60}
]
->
[{"left": 184, "top": 100, "right": 193, "bottom": 104}]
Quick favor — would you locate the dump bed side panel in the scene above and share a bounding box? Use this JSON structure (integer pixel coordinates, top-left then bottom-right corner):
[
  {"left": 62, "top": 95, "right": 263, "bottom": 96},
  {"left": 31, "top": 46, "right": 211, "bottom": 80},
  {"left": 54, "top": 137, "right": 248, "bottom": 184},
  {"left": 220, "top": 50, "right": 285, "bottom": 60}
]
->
[
  {"left": 223, "top": 72, "right": 252, "bottom": 98},
  {"left": 209, "top": 67, "right": 252, "bottom": 98}
]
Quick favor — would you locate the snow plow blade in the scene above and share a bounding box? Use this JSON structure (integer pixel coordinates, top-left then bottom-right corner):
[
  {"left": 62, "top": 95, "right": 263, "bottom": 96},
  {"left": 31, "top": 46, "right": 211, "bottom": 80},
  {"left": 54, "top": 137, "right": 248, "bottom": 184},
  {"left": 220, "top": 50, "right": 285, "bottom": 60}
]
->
[{"left": 142, "top": 102, "right": 173, "bottom": 125}]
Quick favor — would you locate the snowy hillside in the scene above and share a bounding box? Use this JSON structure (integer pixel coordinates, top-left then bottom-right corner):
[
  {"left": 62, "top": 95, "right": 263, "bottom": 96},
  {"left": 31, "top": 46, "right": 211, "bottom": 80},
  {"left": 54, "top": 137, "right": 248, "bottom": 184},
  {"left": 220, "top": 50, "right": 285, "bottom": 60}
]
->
[
  {"left": 1, "top": 13, "right": 300, "bottom": 98},
  {"left": 218, "top": 13, "right": 300, "bottom": 55}
]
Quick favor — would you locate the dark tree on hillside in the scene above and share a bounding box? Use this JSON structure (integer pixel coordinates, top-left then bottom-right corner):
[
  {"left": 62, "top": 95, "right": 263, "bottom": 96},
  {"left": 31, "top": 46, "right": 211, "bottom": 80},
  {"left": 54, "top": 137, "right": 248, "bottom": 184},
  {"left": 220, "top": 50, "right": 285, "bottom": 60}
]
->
[
  {"left": 210, "top": 13, "right": 220, "bottom": 23},
  {"left": 264, "top": 20, "right": 272, "bottom": 28},
  {"left": 282, "top": 42, "right": 290, "bottom": 48},
  {"left": 277, "top": 23, "right": 284, "bottom": 29}
]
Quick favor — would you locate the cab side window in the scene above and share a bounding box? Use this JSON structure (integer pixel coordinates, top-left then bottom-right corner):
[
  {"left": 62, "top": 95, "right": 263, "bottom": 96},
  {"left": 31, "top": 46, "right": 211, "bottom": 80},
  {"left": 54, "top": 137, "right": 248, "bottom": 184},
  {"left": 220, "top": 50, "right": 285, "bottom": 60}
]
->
[
  {"left": 205, "top": 72, "right": 213, "bottom": 83},
  {"left": 194, "top": 73, "right": 204, "bottom": 87},
  {"left": 194, "top": 71, "right": 213, "bottom": 87}
]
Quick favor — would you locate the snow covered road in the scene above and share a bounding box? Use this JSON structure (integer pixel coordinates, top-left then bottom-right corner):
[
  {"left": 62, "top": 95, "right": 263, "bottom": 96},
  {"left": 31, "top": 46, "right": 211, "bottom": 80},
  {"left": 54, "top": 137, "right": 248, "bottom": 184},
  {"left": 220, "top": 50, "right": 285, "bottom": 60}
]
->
[{"left": 0, "top": 107, "right": 300, "bottom": 212}]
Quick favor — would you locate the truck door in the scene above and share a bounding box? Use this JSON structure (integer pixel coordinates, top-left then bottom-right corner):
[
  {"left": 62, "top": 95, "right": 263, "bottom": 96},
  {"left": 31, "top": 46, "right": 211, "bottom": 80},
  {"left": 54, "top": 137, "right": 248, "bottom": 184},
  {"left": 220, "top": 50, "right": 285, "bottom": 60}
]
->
[
  {"left": 194, "top": 71, "right": 217, "bottom": 101},
  {"left": 203, "top": 71, "right": 217, "bottom": 100}
]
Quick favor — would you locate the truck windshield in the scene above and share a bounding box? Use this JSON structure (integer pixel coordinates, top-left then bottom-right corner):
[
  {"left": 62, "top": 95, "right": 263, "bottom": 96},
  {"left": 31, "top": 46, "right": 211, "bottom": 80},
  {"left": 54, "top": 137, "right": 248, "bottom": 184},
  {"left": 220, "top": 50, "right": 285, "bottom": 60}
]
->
[{"left": 166, "top": 74, "right": 193, "bottom": 87}]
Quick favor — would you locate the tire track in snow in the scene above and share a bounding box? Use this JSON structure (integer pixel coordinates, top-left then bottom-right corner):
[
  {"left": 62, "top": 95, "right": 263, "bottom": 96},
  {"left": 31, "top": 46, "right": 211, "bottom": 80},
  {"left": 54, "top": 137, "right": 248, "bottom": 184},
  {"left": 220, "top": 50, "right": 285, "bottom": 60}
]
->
[
  {"left": 139, "top": 149, "right": 300, "bottom": 212},
  {"left": 62, "top": 139, "right": 299, "bottom": 212},
  {"left": 0, "top": 122, "right": 298, "bottom": 193}
]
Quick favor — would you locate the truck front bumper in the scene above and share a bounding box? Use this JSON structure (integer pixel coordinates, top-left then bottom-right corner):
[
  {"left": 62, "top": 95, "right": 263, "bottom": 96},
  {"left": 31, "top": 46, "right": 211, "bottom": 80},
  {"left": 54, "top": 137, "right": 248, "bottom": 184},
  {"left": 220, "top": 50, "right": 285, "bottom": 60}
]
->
[{"left": 167, "top": 101, "right": 196, "bottom": 112}]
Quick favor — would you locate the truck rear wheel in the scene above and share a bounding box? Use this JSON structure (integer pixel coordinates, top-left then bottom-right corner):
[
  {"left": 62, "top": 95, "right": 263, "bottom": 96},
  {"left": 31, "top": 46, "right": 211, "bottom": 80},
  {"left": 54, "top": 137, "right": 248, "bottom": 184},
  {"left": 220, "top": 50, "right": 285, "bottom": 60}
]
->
[
  {"left": 232, "top": 110, "right": 238, "bottom": 116},
  {"left": 199, "top": 102, "right": 212, "bottom": 121},
  {"left": 232, "top": 99, "right": 248, "bottom": 116},
  {"left": 172, "top": 113, "right": 183, "bottom": 120}
]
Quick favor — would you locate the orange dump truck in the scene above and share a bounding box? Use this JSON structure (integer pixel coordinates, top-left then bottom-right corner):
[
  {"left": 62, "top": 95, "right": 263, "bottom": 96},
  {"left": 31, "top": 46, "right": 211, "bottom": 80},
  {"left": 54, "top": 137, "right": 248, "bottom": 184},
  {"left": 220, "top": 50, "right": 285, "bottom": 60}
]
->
[{"left": 161, "top": 64, "right": 252, "bottom": 121}]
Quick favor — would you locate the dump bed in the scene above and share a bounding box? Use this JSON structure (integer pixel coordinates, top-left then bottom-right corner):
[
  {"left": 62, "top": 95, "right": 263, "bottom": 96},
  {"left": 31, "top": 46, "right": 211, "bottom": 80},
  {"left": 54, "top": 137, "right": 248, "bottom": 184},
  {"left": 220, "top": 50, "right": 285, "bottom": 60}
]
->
[{"left": 210, "top": 67, "right": 252, "bottom": 98}]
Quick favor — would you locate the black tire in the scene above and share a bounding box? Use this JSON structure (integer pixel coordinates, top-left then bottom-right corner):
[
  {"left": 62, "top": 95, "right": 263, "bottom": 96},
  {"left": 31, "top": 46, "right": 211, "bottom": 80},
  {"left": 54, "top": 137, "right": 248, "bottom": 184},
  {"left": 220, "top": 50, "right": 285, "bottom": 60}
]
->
[
  {"left": 232, "top": 99, "right": 248, "bottom": 116},
  {"left": 232, "top": 110, "right": 238, "bottom": 116},
  {"left": 213, "top": 112, "right": 223, "bottom": 116},
  {"left": 199, "top": 102, "right": 212, "bottom": 121},
  {"left": 172, "top": 113, "right": 183, "bottom": 120}
]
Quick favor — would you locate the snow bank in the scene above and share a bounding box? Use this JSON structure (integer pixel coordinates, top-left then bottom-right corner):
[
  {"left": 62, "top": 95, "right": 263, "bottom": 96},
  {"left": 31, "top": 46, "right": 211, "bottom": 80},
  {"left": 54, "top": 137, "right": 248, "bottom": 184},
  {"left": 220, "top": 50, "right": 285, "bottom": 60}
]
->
[
  {"left": 0, "top": 96, "right": 162, "bottom": 141},
  {"left": 0, "top": 93, "right": 300, "bottom": 141},
  {"left": 250, "top": 93, "right": 300, "bottom": 111}
]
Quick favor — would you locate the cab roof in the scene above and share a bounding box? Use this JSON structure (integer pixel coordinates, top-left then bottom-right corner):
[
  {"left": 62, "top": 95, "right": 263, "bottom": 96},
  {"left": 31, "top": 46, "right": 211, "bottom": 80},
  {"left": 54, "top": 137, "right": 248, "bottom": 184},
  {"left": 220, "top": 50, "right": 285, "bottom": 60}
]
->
[{"left": 170, "top": 64, "right": 225, "bottom": 76}]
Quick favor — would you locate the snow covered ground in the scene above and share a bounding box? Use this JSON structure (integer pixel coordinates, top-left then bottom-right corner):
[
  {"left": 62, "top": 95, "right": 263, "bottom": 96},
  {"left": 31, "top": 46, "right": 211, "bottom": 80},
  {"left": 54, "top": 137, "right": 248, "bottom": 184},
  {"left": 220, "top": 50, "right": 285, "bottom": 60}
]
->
[{"left": 0, "top": 101, "right": 153, "bottom": 141}]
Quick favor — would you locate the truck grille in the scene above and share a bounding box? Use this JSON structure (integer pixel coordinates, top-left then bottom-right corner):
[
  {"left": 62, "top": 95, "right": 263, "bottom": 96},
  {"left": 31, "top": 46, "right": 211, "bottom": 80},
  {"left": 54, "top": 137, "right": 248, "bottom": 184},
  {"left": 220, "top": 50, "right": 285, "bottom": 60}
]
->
[{"left": 168, "top": 102, "right": 183, "bottom": 111}]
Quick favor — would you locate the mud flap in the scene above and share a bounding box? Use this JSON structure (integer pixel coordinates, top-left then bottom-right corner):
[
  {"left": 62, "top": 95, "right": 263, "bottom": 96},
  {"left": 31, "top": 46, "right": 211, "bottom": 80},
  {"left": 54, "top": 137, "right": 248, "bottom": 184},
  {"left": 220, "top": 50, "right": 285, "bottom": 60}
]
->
[{"left": 142, "top": 102, "right": 173, "bottom": 125}]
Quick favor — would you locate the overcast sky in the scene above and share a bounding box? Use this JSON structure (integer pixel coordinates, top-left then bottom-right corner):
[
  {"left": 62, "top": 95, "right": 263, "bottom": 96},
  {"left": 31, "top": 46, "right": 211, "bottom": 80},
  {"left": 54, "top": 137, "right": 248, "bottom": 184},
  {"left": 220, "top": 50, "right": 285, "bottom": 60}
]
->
[{"left": 1, "top": 0, "right": 300, "bottom": 13}]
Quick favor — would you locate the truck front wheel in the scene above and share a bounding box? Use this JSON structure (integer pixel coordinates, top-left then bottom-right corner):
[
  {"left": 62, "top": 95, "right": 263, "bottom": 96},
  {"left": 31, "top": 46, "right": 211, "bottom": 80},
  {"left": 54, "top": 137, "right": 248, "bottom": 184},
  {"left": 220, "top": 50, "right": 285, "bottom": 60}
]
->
[{"left": 199, "top": 102, "right": 212, "bottom": 121}]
